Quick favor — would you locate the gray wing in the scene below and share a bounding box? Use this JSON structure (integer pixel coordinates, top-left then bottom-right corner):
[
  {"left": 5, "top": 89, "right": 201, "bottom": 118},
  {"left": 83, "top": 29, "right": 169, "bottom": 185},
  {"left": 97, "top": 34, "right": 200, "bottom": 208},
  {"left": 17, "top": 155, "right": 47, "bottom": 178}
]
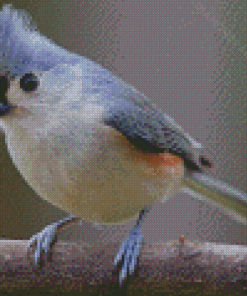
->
[{"left": 79, "top": 61, "right": 210, "bottom": 172}]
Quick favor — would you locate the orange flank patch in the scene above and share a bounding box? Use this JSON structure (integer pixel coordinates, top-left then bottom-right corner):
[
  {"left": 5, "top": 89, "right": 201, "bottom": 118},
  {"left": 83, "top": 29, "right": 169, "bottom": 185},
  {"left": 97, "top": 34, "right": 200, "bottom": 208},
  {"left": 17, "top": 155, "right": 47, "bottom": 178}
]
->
[
  {"left": 109, "top": 127, "right": 184, "bottom": 177},
  {"left": 120, "top": 135, "right": 183, "bottom": 168},
  {"left": 141, "top": 152, "right": 183, "bottom": 167},
  {"left": 134, "top": 151, "right": 184, "bottom": 178},
  {"left": 123, "top": 138, "right": 182, "bottom": 167}
]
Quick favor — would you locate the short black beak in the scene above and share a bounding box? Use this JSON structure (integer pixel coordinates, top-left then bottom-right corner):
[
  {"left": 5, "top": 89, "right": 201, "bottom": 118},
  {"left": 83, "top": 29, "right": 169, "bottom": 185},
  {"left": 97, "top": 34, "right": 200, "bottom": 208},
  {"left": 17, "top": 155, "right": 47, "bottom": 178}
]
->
[
  {"left": 0, "top": 104, "right": 11, "bottom": 116},
  {"left": 0, "top": 75, "right": 11, "bottom": 116}
]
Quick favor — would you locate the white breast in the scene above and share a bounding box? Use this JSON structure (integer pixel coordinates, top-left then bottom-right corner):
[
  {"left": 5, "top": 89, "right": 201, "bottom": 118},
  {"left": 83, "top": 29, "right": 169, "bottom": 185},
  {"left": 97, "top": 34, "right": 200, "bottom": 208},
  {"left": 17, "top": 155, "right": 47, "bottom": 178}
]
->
[{"left": 2, "top": 105, "right": 184, "bottom": 225}]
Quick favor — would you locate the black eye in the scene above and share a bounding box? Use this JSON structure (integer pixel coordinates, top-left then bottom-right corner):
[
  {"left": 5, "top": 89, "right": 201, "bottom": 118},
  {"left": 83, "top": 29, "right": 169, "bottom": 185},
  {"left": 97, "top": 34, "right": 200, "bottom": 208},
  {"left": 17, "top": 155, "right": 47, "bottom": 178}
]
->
[{"left": 20, "top": 73, "right": 39, "bottom": 92}]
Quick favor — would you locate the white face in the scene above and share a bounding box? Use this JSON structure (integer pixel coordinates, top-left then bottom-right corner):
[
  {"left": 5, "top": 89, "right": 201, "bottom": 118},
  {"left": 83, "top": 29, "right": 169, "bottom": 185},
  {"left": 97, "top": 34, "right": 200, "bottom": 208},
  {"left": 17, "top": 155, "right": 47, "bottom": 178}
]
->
[
  {"left": 5, "top": 65, "right": 78, "bottom": 116},
  {"left": 7, "top": 72, "right": 43, "bottom": 109},
  {"left": 1, "top": 64, "right": 89, "bottom": 129},
  {"left": 0, "top": 72, "right": 51, "bottom": 127}
]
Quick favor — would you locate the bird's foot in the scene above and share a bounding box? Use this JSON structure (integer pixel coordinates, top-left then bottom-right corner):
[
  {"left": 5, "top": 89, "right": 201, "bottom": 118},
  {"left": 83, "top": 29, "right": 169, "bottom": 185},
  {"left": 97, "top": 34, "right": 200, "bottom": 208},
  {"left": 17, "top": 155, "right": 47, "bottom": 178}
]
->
[
  {"left": 27, "top": 215, "right": 77, "bottom": 267},
  {"left": 114, "top": 223, "right": 144, "bottom": 286}
]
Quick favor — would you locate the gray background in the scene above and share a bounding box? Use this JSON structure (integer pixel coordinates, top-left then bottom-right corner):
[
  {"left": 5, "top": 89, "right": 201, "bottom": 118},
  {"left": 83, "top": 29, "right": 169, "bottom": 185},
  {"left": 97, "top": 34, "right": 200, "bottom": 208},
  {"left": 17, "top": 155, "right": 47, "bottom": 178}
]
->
[{"left": 0, "top": 0, "right": 246, "bottom": 247}]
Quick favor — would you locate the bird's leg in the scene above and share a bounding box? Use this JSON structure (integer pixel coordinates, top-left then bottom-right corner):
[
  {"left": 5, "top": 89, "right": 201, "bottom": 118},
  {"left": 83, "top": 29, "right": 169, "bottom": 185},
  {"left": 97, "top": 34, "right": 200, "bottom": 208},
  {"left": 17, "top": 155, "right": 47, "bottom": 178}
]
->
[{"left": 114, "top": 205, "right": 152, "bottom": 286}]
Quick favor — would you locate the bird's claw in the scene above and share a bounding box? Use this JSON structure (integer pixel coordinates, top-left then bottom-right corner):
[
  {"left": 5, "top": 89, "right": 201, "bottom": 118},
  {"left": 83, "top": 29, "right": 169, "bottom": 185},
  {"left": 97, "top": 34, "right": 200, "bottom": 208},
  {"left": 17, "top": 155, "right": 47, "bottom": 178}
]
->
[
  {"left": 114, "top": 224, "right": 144, "bottom": 286},
  {"left": 27, "top": 215, "right": 75, "bottom": 267}
]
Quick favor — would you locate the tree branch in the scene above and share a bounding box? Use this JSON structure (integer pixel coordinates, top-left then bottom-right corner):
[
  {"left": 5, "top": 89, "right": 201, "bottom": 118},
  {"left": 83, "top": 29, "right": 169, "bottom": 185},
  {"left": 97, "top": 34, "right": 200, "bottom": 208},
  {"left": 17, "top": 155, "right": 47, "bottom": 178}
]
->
[{"left": 0, "top": 237, "right": 246, "bottom": 294}]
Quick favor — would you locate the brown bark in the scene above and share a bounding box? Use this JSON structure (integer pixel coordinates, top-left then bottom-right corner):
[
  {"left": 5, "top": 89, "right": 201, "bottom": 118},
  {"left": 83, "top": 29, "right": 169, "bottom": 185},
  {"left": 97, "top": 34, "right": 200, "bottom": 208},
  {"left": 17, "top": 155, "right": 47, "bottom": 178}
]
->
[{"left": 0, "top": 237, "right": 246, "bottom": 294}]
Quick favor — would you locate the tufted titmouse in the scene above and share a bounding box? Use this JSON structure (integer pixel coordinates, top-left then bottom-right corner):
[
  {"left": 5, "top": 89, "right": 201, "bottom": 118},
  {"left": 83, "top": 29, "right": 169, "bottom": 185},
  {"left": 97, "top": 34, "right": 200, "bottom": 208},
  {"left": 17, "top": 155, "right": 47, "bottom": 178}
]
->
[{"left": 0, "top": 5, "right": 246, "bottom": 286}]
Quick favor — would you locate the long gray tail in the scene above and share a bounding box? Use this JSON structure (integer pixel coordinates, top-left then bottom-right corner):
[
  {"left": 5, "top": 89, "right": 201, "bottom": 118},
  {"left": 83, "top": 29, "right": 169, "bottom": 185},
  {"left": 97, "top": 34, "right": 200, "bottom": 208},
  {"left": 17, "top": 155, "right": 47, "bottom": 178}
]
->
[{"left": 182, "top": 173, "right": 247, "bottom": 225}]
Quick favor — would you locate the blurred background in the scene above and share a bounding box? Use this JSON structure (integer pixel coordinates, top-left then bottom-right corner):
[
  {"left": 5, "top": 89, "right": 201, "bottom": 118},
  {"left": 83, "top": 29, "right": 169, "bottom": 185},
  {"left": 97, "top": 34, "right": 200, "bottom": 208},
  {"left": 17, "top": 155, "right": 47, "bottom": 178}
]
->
[{"left": 0, "top": 0, "right": 246, "bottom": 248}]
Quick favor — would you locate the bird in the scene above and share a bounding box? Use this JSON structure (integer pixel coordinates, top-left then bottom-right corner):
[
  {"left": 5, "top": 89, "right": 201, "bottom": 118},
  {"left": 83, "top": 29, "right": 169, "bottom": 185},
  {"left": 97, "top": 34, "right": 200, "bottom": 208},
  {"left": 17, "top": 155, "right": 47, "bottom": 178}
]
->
[{"left": 0, "top": 4, "right": 246, "bottom": 286}]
